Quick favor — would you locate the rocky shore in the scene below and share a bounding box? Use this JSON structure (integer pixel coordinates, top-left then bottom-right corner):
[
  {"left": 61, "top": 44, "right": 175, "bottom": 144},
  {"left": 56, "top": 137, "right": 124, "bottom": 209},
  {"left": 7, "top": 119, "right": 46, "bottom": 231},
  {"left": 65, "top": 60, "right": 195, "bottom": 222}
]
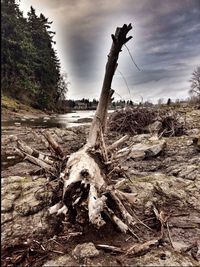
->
[{"left": 1, "top": 106, "right": 200, "bottom": 266}]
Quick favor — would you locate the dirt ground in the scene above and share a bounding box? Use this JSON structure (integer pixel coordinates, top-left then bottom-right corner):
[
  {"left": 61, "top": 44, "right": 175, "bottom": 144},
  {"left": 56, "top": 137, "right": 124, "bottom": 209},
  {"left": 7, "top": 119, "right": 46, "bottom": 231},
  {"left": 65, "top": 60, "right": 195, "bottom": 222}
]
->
[{"left": 1, "top": 105, "right": 200, "bottom": 266}]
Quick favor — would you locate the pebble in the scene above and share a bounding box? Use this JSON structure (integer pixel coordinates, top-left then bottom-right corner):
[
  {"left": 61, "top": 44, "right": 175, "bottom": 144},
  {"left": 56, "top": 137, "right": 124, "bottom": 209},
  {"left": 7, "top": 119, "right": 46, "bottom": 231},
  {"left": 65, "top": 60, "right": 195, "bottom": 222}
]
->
[
  {"left": 72, "top": 242, "right": 100, "bottom": 259},
  {"left": 14, "top": 122, "right": 21, "bottom": 126}
]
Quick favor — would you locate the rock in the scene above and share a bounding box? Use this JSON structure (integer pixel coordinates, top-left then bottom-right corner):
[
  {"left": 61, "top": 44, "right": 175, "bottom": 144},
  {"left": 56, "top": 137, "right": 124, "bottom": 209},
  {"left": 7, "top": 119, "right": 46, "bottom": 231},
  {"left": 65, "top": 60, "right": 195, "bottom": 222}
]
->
[
  {"left": 72, "top": 242, "right": 100, "bottom": 259},
  {"left": 125, "top": 172, "right": 200, "bottom": 256},
  {"left": 148, "top": 121, "right": 162, "bottom": 134},
  {"left": 129, "top": 172, "right": 200, "bottom": 212},
  {"left": 2, "top": 190, "right": 21, "bottom": 212},
  {"left": 2, "top": 198, "right": 14, "bottom": 213},
  {"left": 186, "top": 129, "right": 200, "bottom": 136},
  {"left": 166, "top": 164, "right": 199, "bottom": 180},
  {"left": 14, "top": 122, "right": 21, "bottom": 126},
  {"left": 54, "top": 128, "right": 78, "bottom": 142},
  {"left": 130, "top": 150, "right": 145, "bottom": 160},
  {"left": 129, "top": 247, "right": 197, "bottom": 266},
  {"left": 130, "top": 169, "right": 149, "bottom": 176},
  {"left": 43, "top": 255, "right": 77, "bottom": 267},
  {"left": 121, "top": 166, "right": 129, "bottom": 171},
  {"left": 1, "top": 176, "right": 54, "bottom": 248},
  {"left": 129, "top": 139, "right": 166, "bottom": 159},
  {"left": 193, "top": 136, "right": 200, "bottom": 151}
]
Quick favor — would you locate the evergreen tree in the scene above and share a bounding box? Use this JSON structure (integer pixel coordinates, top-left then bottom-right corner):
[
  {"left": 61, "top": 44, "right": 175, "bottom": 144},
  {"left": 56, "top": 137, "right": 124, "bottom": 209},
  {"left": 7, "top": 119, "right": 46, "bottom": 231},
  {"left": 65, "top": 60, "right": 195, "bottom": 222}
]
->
[
  {"left": 1, "top": 0, "right": 68, "bottom": 111},
  {"left": 27, "top": 7, "right": 61, "bottom": 109},
  {"left": 1, "top": 0, "right": 38, "bottom": 100}
]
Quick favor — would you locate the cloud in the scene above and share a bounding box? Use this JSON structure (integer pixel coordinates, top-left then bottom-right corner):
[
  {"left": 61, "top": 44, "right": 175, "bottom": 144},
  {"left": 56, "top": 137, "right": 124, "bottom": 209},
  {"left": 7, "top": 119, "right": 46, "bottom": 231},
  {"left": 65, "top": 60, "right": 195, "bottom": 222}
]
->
[{"left": 19, "top": 0, "right": 200, "bottom": 101}]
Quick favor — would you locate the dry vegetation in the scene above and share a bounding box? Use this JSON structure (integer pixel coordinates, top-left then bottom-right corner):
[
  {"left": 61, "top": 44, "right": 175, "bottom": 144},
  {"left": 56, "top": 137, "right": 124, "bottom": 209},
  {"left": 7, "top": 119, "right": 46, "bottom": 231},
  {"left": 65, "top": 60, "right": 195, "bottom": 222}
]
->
[{"left": 108, "top": 106, "right": 186, "bottom": 137}]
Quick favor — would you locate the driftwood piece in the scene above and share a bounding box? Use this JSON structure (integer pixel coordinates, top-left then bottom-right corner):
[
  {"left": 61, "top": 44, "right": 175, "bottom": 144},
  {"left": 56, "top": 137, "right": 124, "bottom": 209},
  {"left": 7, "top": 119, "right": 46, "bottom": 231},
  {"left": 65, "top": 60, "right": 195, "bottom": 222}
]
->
[
  {"left": 125, "top": 239, "right": 160, "bottom": 257},
  {"left": 44, "top": 132, "right": 64, "bottom": 158},
  {"left": 59, "top": 24, "right": 133, "bottom": 229},
  {"left": 17, "top": 140, "right": 54, "bottom": 165},
  {"left": 16, "top": 139, "right": 56, "bottom": 172},
  {"left": 24, "top": 154, "right": 56, "bottom": 172},
  {"left": 108, "top": 135, "right": 130, "bottom": 151}
]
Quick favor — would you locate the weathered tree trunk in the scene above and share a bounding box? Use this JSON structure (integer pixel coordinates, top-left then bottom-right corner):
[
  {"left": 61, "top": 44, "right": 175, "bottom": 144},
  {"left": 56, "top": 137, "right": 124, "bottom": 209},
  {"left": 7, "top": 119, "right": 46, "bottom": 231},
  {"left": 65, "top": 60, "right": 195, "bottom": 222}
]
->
[
  {"left": 17, "top": 24, "right": 141, "bottom": 234},
  {"left": 59, "top": 24, "right": 133, "bottom": 229},
  {"left": 88, "top": 24, "right": 132, "bottom": 147}
]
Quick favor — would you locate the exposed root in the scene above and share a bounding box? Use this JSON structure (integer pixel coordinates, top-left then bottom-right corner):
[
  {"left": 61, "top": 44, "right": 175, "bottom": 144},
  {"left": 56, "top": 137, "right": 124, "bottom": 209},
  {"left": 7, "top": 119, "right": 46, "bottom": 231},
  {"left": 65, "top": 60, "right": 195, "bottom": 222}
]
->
[
  {"left": 109, "top": 190, "right": 136, "bottom": 226},
  {"left": 104, "top": 206, "right": 129, "bottom": 233},
  {"left": 88, "top": 184, "right": 107, "bottom": 227}
]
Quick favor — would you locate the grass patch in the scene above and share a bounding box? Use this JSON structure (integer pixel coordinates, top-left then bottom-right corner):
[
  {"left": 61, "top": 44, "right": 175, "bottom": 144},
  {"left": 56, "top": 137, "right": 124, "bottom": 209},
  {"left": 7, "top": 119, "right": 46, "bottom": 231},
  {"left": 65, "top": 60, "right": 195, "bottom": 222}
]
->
[
  {"left": 1, "top": 95, "right": 43, "bottom": 114},
  {"left": 1, "top": 95, "right": 20, "bottom": 112}
]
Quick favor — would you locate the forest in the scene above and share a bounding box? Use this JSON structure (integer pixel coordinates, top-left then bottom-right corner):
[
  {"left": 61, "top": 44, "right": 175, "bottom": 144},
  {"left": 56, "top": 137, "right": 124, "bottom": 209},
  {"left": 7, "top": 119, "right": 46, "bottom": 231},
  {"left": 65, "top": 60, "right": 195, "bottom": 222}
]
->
[{"left": 1, "top": 0, "right": 68, "bottom": 112}]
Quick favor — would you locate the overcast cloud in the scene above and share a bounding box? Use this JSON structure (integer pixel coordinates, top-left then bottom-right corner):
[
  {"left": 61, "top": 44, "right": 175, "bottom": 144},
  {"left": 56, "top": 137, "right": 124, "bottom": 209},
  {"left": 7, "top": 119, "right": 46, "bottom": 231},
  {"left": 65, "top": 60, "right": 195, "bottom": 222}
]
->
[{"left": 19, "top": 0, "right": 200, "bottom": 103}]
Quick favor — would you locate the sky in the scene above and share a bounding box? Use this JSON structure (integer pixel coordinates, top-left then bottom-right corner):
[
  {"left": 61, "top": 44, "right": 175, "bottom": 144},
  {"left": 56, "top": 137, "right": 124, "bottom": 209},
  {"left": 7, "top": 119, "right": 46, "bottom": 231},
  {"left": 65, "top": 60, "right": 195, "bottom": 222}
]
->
[{"left": 19, "top": 0, "right": 200, "bottom": 103}]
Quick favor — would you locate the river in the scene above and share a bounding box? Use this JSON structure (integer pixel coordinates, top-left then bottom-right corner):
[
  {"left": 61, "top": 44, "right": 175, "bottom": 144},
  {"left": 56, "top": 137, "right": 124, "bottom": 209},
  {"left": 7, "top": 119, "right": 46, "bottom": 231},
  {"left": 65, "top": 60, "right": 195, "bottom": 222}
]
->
[
  {"left": 2, "top": 110, "right": 113, "bottom": 128},
  {"left": 2, "top": 110, "right": 116, "bottom": 170}
]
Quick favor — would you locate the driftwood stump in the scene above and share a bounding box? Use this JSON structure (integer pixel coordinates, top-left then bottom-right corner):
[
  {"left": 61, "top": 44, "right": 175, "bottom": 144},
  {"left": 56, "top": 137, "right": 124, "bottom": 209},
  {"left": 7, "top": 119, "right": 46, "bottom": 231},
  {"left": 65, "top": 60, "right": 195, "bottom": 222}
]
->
[{"left": 17, "top": 24, "right": 143, "bottom": 235}]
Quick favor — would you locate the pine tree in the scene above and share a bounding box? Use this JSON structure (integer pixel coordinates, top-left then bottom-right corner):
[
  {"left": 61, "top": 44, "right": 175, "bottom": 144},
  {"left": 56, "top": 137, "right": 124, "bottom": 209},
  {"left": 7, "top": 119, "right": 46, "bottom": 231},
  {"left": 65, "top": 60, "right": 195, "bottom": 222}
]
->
[
  {"left": 27, "top": 7, "right": 61, "bottom": 109},
  {"left": 1, "top": 0, "right": 68, "bottom": 111},
  {"left": 1, "top": 0, "right": 38, "bottom": 101}
]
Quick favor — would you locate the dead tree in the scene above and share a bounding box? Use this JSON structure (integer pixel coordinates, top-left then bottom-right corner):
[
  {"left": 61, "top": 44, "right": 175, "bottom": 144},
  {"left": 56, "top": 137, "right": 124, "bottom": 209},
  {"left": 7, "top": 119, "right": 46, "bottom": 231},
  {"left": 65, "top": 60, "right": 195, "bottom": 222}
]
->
[{"left": 17, "top": 24, "right": 142, "bottom": 235}]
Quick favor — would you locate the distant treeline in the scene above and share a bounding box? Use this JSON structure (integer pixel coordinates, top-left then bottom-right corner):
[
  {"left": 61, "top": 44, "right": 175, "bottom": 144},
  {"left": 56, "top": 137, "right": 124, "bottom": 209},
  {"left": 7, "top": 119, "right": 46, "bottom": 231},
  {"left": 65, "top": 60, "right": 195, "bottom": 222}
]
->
[
  {"left": 1, "top": 0, "right": 68, "bottom": 111},
  {"left": 63, "top": 98, "right": 136, "bottom": 110},
  {"left": 65, "top": 97, "right": 199, "bottom": 110}
]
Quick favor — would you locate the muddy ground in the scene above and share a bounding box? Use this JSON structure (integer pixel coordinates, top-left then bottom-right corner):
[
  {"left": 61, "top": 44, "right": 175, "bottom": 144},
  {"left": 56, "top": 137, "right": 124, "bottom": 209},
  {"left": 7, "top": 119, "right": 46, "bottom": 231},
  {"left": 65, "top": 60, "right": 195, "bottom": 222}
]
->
[{"left": 1, "top": 106, "right": 200, "bottom": 266}]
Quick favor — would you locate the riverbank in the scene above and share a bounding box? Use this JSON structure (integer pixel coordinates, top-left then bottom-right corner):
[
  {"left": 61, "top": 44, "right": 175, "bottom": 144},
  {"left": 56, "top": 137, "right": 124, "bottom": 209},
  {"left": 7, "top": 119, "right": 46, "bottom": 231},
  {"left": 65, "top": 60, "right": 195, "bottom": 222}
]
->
[
  {"left": 2, "top": 95, "right": 48, "bottom": 120},
  {"left": 2, "top": 95, "right": 116, "bottom": 122}
]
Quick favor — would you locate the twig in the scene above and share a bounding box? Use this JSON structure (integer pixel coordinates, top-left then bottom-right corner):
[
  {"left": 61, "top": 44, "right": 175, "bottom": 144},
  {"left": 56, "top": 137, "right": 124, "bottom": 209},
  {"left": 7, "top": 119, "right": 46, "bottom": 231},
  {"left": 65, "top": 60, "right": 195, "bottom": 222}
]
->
[
  {"left": 117, "top": 70, "right": 132, "bottom": 101},
  {"left": 124, "top": 44, "right": 141, "bottom": 71},
  {"left": 131, "top": 209, "right": 153, "bottom": 232},
  {"left": 96, "top": 244, "right": 123, "bottom": 253},
  {"left": 125, "top": 236, "right": 132, "bottom": 242},
  {"left": 33, "top": 240, "right": 46, "bottom": 251},
  {"left": 49, "top": 249, "right": 65, "bottom": 254},
  {"left": 166, "top": 221, "right": 174, "bottom": 249},
  {"left": 50, "top": 239, "right": 65, "bottom": 249},
  {"left": 128, "top": 227, "right": 140, "bottom": 241}
]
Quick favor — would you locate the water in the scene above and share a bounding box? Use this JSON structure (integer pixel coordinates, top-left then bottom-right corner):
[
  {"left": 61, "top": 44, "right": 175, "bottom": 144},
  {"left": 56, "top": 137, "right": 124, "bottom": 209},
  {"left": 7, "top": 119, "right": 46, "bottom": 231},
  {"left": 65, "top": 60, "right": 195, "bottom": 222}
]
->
[
  {"left": 2, "top": 110, "right": 115, "bottom": 170},
  {"left": 2, "top": 110, "right": 99, "bottom": 129},
  {"left": 2, "top": 110, "right": 96, "bottom": 171}
]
